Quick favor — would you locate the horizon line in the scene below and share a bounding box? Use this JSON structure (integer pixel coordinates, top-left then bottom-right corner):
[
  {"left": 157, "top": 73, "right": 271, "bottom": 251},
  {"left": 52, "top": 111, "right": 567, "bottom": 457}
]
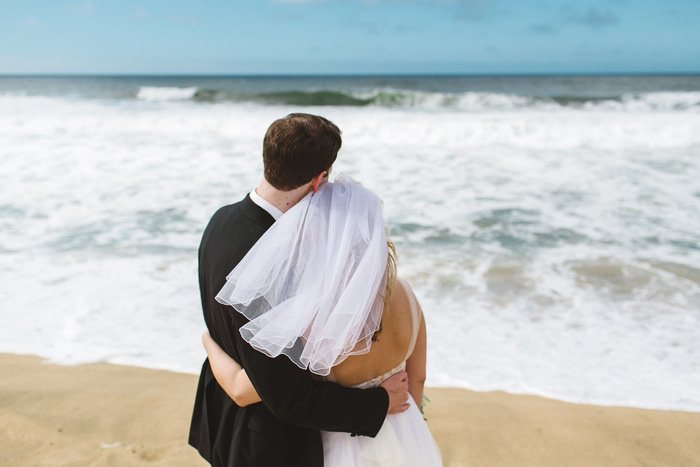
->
[{"left": 1, "top": 71, "right": 700, "bottom": 78}]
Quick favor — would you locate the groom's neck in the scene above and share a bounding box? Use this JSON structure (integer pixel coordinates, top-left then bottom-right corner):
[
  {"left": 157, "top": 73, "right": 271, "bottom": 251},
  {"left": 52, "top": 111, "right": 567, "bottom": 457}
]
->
[{"left": 255, "top": 178, "right": 313, "bottom": 214}]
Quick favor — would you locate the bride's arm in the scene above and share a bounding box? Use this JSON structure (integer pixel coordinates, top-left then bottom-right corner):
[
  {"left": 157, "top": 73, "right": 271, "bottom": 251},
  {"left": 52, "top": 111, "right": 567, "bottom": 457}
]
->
[
  {"left": 405, "top": 311, "right": 427, "bottom": 406},
  {"left": 202, "top": 331, "right": 262, "bottom": 407}
]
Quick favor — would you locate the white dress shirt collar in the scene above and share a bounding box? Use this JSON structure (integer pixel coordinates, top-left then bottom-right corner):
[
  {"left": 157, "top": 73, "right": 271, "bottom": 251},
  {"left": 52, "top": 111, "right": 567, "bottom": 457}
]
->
[{"left": 249, "top": 188, "right": 284, "bottom": 221}]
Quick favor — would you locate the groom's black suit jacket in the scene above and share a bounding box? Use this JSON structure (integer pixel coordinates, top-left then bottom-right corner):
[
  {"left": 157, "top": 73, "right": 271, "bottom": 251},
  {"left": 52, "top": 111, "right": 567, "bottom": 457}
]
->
[{"left": 189, "top": 194, "right": 389, "bottom": 467}]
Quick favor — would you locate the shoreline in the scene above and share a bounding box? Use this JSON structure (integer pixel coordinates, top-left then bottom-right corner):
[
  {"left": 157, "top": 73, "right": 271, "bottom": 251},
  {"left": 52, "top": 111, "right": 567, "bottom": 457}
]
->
[{"left": 2, "top": 352, "right": 699, "bottom": 466}]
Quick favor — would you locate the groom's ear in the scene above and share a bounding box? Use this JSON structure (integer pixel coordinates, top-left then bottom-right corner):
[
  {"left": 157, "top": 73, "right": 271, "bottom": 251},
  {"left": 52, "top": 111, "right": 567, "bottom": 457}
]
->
[{"left": 312, "top": 171, "right": 328, "bottom": 193}]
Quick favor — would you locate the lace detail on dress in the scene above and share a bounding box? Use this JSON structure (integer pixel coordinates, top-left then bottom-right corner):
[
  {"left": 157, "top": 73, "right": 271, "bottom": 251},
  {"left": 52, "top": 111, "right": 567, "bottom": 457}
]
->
[{"left": 351, "top": 362, "right": 407, "bottom": 389}]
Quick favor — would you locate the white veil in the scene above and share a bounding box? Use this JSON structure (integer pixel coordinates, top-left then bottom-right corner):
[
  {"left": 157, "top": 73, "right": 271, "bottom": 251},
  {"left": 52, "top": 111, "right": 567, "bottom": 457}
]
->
[{"left": 215, "top": 175, "right": 388, "bottom": 376}]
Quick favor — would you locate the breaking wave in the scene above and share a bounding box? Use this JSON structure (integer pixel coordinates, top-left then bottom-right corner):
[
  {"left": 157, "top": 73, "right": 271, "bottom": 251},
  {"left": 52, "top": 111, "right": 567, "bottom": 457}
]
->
[
  {"left": 136, "top": 86, "right": 198, "bottom": 101},
  {"left": 135, "top": 86, "right": 700, "bottom": 112}
]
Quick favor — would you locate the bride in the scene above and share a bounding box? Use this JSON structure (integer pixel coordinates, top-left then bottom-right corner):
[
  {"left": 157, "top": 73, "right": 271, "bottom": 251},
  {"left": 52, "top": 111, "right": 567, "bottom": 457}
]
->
[{"left": 204, "top": 175, "right": 442, "bottom": 466}]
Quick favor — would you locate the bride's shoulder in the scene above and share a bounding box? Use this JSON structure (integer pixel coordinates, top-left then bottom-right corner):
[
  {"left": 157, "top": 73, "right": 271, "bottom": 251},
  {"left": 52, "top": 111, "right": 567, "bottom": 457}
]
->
[
  {"left": 395, "top": 275, "right": 411, "bottom": 289},
  {"left": 386, "top": 277, "right": 415, "bottom": 323},
  {"left": 389, "top": 277, "right": 422, "bottom": 320},
  {"left": 392, "top": 276, "right": 417, "bottom": 301}
]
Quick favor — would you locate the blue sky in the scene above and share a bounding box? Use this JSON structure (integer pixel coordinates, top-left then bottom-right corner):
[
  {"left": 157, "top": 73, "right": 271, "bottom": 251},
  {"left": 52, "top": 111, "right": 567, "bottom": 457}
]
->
[{"left": 1, "top": 0, "right": 698, "bottom": 74}]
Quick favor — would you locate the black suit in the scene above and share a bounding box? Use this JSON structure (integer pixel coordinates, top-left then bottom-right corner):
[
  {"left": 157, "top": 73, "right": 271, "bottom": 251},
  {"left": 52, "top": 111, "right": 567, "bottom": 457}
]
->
[{"left": 189, "top": 194, "right": 389, "bottom": 467}]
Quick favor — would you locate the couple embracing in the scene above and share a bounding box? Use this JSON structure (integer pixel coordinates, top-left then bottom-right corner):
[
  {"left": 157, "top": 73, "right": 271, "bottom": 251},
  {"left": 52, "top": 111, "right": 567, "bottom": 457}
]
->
[{"left": 189, "top": 113, "right": 442, "bottom": 466}]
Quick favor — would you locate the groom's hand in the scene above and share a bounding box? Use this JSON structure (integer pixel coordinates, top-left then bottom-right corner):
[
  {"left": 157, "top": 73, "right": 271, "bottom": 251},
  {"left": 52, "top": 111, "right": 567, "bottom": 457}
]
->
[{"left": 381, "top": 371, "right": 410, "bottom": 414}]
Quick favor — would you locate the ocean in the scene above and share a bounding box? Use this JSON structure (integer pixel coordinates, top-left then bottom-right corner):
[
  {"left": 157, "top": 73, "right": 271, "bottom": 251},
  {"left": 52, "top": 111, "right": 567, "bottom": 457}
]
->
[{"left": 1, "top": 74, "right": 699, "bottom": 412}]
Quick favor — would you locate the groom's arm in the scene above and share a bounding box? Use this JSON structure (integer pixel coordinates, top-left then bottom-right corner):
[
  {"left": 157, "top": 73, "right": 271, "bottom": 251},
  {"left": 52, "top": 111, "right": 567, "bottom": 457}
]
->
[{"left": 230, "top": 311, "right": 389, "bottom": 437}]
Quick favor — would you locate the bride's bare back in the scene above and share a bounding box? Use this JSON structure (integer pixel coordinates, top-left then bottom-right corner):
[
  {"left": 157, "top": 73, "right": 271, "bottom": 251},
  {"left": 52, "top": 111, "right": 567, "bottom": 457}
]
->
[
  {"left": 203, "top": 276, "right": 427, "bottom": 409},
  {"left": 327, "top": 278, "right": 425, "bottom": 391}
]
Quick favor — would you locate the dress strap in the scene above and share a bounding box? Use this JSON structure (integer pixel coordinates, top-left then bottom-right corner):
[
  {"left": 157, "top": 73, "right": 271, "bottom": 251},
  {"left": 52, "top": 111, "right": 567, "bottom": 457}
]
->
[{"left": 397, "top": 277, "right": 422, "bottom": 361}]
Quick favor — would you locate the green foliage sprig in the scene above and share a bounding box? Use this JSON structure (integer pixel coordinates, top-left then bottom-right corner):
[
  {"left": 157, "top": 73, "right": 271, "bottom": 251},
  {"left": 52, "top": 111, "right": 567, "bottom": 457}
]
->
[{"left": 419, "top": 395, "right": 431, "bottom": 421}]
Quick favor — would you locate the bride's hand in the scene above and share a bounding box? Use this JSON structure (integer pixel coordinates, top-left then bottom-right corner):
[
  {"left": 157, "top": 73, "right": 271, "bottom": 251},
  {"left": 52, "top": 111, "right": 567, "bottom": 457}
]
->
[
  {"left": 202, "top": 330, "right": 212, "bottom": 346},
  {"left": 202, "top": 329, "right": 262, "bottom": 406}
]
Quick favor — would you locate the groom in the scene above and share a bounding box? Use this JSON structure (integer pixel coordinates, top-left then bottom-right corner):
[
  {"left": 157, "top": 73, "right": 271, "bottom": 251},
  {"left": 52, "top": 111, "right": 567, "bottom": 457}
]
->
[{"left": 189, "top": 113, "right": 410, "bottom": 466}]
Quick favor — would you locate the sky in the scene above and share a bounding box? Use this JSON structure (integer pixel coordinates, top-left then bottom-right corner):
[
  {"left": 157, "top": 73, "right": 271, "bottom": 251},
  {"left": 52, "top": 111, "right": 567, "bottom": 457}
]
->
[{"left": 1, "top": 0, "right": 699, "bottom": 75}]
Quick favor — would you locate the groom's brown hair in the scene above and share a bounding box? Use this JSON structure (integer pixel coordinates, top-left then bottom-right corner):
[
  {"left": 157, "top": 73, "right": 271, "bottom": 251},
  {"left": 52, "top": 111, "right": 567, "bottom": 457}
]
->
[{"left": 263, "top": 113, "right": 341, "bottom": 191}]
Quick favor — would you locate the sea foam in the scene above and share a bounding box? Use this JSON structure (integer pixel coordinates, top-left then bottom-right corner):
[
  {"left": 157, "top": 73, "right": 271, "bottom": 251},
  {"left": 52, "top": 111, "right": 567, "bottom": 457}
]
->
[
  {"left": 137, "top": 86, "right": 199, "bottom": 102},
  {"left": 1, "top": 89, "right": 699, "bottom": 412}
]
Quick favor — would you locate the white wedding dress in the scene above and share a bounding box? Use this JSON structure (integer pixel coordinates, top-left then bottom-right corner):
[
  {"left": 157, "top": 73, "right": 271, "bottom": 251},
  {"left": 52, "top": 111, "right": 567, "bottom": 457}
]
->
[{"left": 321, "top": 278, "right": 443, "bottom": 467}]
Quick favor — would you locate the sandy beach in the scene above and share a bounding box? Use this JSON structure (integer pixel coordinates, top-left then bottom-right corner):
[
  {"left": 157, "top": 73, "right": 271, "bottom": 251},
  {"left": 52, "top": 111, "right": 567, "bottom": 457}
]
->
[{"left": 2, "top": 353, "right": 699, "bottom": 467}]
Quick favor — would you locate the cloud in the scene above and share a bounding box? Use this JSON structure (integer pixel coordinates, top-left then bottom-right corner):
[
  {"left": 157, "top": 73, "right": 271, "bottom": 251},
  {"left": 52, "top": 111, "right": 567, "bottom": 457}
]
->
[
  {"left": 395, "top": 23, "right": 428, "bottom": 34},
  {"left": 567, "top": 7, "right": 620, "bottom": 28},
  {"left": 68, "top": 0, "right": 95, "bottom": 16},
  {"left": 132, "top": 9, "right": 150, "bottom": 20},
  {"left": 168, "top": 15, "right": 205, "bottom": 25},
  {"left": 129, "top": 10, "right": 203, "bottom": 25},
  {"left": 273, "top": 0, "right": 326, "bottom": 4},
  {"left": 272, "top": 0, "right": 491, "bottom": 5},
  {"left": 269, "top": 0, "right": 498, "bottom": 24},
  {"left": 269, "top": 9, "right": 306, "bottom": 20},
  {"left": 528, "top": 23, "right": 558, "bottom": 34},
  {"left": 340, "top": 16, "right": 380, "bottom": 34},
  {"left": 528, "top": 5, "right": 620, "bottom": 34},
  {"left": 574, "top": 43, "right": 623, "bottom": 57},
  {"left": 26, "top": 17, "right": 40, "bottom": 28},
  {"left": 452, "top": 0, "right": 496, "bottom": 22}
]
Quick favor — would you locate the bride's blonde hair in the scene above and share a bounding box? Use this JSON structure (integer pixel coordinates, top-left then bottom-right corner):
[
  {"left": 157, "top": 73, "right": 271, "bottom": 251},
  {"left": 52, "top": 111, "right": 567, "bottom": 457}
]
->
[{"left": 373, "top": 235, "right": 397, "bottom": 341}]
